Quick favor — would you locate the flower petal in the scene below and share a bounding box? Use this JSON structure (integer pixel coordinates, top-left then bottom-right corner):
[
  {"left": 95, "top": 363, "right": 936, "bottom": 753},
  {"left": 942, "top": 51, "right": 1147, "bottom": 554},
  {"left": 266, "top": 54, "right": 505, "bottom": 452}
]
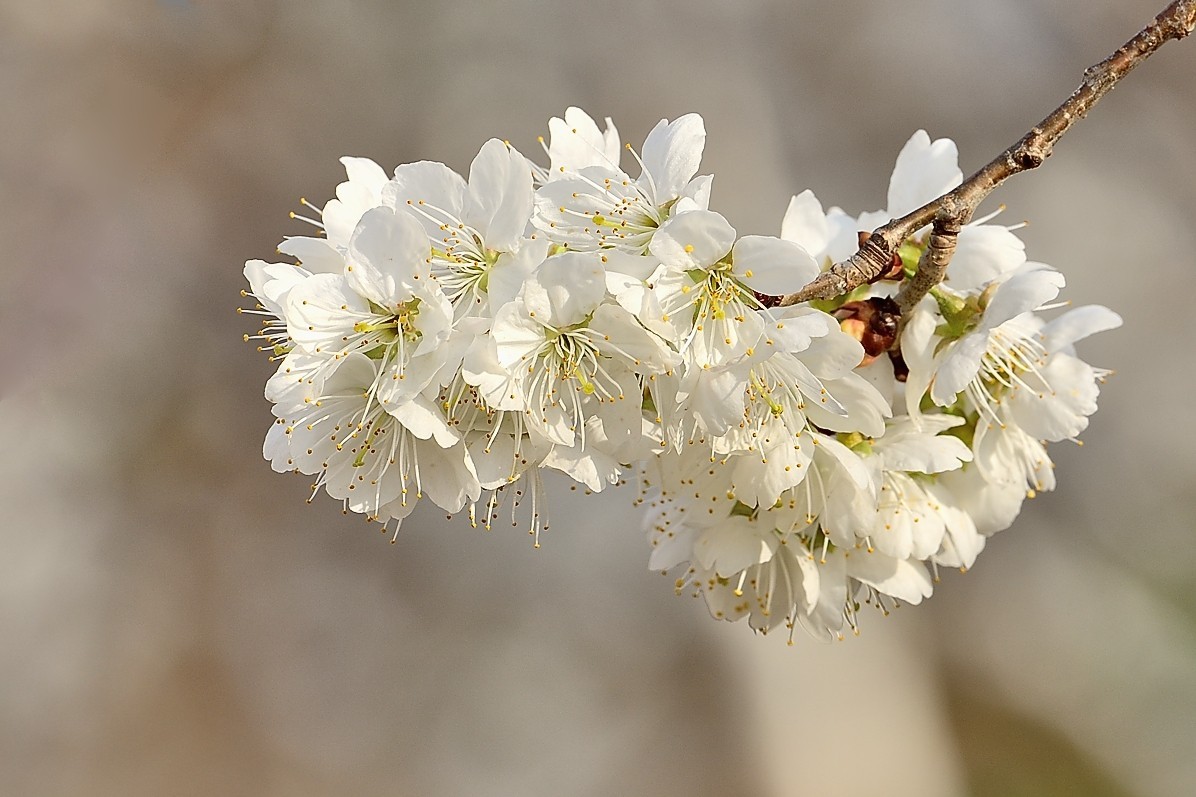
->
[
  {"left": 731, "top": 235, "right": 819, "bottom": 297},
  {"left": 640, "top": 113, "right": 706, "bottom": 202},
  {"left": 649, "top": 210, "right": 735, "bottom": 270},
  {"left": 780, "top": 190, "right": 830, "bottom": 259},
  {"left": 463, "top": 138, "right": 534, "bottom": 252},
  {"left": 1039, "top": 305, "right": 1122, "bottom": 354},
  {"left": 345, "top": 207, "right": 430, "bottom": 306},
  {"left": 886, "top": 130, "right": 962, "bottom": 219},
  {"left": 519, "top": 251, "right": 606, "bottom": 327},
  {"left": 983, "top": 263, "right": 1065, "bottom": 330}
]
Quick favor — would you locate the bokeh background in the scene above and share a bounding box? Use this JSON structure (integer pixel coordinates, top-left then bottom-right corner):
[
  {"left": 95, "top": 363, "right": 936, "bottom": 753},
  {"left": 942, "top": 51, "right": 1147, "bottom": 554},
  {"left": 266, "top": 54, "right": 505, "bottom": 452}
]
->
[{"left": 3, "top": 1, "right": 1195, "bottom": 795}]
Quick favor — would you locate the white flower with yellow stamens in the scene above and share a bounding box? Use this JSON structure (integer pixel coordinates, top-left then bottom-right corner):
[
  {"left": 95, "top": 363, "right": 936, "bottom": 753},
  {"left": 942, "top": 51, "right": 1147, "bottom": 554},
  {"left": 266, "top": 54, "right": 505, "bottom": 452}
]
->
[
  {"left": 265, "top": 353, "right": 479, "bottom": 533},
  {"left": 489, "top": 251, "right": 677, "bottom": 454},
  {"left": 532, "top": 113, "right": 708, "bottom": 253},
  {"left": 386, "top": 138, "right": 543, "bottom": 317},
  {"left": 650, "top": 209, "right": 819, "bottom": 371},
  {"left": 284, "top": 206, "right": 455, "bottom": 408}
]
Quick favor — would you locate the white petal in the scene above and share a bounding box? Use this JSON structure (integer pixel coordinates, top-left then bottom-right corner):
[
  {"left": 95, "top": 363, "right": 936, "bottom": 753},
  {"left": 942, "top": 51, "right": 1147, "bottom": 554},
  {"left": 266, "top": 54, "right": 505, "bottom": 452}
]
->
[
  {"left": 600, "top": 250, "right": 661, "bottom": 282},
  {"left": 824, "top": 207, "right": 864, "bottom": 264},
  {"left": 649, "top": 210, "right": 735, "bottom": 270},
  {"left": 1007, "top": 353, "right": 1099, "bottom": 442},
  {"left": 974, "top": 421, "right": 1055, "bottom": 492},
  {"left": 265, "top": 349, "right": 328, "bottom": 409},
  {"left": 798, "top": 376, "right": 883, "bottom": 437},
  {"left": 1040, "top": 305, "right": 1122, "bottom": 354},
  {"left": 639, "top": 113, "right": 706, "bottom": 202},
  {"left": 519, "top": 251, "right": 606, "bottom": 327},
  {"left": 277, "top": 237, "right": 343, "bottom": 274},
  {"left": 797, "top": 550, "right": 848, "bottom": 637},
  {"left": 847, "top": 551, "right": 933, "bottom": 605},
  {"left": 322, "top": 157, "right": 390, "bottom": 247},
  {"left": 468, "top": 432, "right": 520, "bottom": 490},
  {"left": 345, "top": 207, "right": 430, "bottom": 305},
  {"left": 385, "top": 160, "right": 467, "bottom": 237},
  {"left": 486, "top": 237, "right": 550, "bottom": 313},
  {"left": 285, "top": 273, "right": 369, "bottom": 355},
  {"left": 938, "top": 464, "right": 1026, "bottom": 536},
  {"left": 798, "top": 321, "right": 867, "bottom": 380},
  {"left": 341, "top": 156, "right": 388, "bottom": 192},
  {"left": 693, "top": 516, "right": 778, "bottom": 578},
  {"left": 731, "top": 235, "right": 819, "bottom": 296},
  {"left": 886, "top": 130, "right": 962, "bottom": 219},
  {"left": 675, "top": 174, "right": 713, "bottom": 213},
  {"left": 815, "top": 434, "right": 874, "bottom": 493},
  {"left": 900, "top": 300, "right": 941, "bottom": 421},
  {"left": 263, "top": 417, "right": 294, "bottom": 473},
  {"left": 947, "top": 224, "right": 1026, "bottom": 291},
  {"left": 389, "top": 395, "right": 459, "bottom": 448},
  {"left": 647, "top": 516, "right": 700, "bottom": 572},
  {"left": 780, "top": 190, "right": 830, "bottom": 259},
  {"left": 462, "top": 336, "right": 524, "bottom": 411},
  {"left": 589, "top": 303, "right": 678, "bottom": 372},
  {"left": 548, "top": 107, "right": 621, "bottom": 174},
  {"left": 416, "top": 438, "right": 481, "bottom": 513},
  {"left": 244, "top": 260, "right": 309, "bottom": 317},
  {"left": 492, "top": 301, "right": 549, "bottom": 370},
  {"left": 880, "top": 431, "right": 972, "bottom": 474},
  {"left": 937, "top": 459, "right": 1023, "bottom": 533},
  {"left": 676, "top": 366, "right": 749, "bottom": 437},
  {"left": 926, "top": 483, "right": 985, "bottom": 569},
  {"left": 541, "top": 436, "right": 622, "bottom": 492},
  {"left": 765, "top": 306, "right": 835, "bottom": 354},
  {"left": 931, "top": 332, "right": 988, "bottom": 406},
  {"left": 983, "top": 264, "right": 1065, "bottom": 330},
  {"left": 729, "top": 434, "right": 815, "bottom": 508},
  {"left": 787, "top": 548, "right": 822, "bottom": 615},
  {"left": 463, "top": 138, "right": 534, "bottom": 252}
]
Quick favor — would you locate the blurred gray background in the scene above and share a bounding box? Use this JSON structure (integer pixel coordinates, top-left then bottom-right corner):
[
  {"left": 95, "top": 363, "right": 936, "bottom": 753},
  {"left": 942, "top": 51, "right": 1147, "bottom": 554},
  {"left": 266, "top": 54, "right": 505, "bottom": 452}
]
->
[{"left": 2, "top": 1, "right": 1194, "bottom": 795}]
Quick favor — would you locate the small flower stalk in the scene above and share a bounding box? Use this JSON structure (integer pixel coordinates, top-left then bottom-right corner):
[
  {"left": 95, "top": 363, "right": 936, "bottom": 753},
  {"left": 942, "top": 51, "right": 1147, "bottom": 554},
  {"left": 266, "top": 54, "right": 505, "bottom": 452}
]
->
[{"left": 242, "top": 110, "right": 1119, "bottom": 642}]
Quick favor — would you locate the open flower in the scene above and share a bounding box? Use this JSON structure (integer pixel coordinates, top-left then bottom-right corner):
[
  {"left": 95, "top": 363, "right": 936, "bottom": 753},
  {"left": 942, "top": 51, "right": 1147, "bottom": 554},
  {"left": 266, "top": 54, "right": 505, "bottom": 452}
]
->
[
  {"left": 386, "top": 139, "right": 543, "bottom": 316},
  {"left": 489, "top": 251, "right": 677, "bottom": 452},
  {"left": 284, "top": 206, "right": 455, "bottom": 407},
  {"left": 650, "top": 209, "right": 819, "bottom": 369},
  {"left": 265, "top": 353, "right": 479, "bottom": 528},
  {"left": 533, "top": 113, "right": 709, "bottom": 253}
]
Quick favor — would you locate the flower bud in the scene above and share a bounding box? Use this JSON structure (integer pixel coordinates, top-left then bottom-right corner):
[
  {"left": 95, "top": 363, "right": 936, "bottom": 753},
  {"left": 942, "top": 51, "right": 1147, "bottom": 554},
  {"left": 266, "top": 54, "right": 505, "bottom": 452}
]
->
[{"left": 834, "top": 296, "right": 901, "bottom": 363}]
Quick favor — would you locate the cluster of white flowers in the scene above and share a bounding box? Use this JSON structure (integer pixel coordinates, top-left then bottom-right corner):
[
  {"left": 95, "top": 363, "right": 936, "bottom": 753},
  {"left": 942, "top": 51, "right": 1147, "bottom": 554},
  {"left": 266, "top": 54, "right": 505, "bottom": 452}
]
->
[{"left": 243, "top": 109, "right": 1119, "bottom": 642}]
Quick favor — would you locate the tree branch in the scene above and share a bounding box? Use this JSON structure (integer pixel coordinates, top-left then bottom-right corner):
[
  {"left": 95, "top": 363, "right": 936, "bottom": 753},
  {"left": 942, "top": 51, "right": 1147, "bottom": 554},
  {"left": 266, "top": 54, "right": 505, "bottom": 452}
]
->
[{"left": 779, "top": 0, "right": 1196, "bottom": 309}]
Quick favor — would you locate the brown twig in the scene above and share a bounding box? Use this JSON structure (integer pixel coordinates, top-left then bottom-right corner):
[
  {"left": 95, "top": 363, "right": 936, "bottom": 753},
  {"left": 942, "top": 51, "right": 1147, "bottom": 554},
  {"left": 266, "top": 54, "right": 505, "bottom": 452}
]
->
[{"left": 779, "top": 0, "right": 1196, "bottom": 310}]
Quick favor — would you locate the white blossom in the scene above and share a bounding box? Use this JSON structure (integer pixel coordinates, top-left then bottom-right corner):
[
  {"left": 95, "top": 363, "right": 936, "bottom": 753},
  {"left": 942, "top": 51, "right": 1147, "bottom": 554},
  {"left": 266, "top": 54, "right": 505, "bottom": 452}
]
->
[
  {"left": 533, "top": 113, "right": 709, "bottom": 253},
  {"left": 243, "top": 114, "right": 1121, "bottom": 643}
]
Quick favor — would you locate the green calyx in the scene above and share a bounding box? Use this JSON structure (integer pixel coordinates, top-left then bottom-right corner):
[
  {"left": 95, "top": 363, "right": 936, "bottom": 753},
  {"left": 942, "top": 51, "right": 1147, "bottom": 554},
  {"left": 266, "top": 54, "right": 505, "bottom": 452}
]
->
[
  {"left": 729, "top": 500, "right": 757, "bottom": 519},
  {"left": 837, "top": 430, "right": 874, "bottom": 456},
  {"left": 898, "top": 238, "right": 926, "bottom": 278},
  {"left": 810, "top": 282, "right": 869, "bottom": 314},
  {"left": 932, "top": 287, "right": 982, "bottom": 341}
]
